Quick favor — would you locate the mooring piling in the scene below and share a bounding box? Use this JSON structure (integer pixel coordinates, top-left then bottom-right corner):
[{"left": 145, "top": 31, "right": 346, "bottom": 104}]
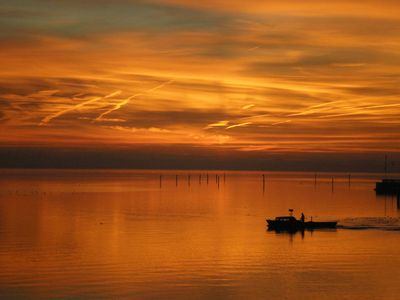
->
[{"left": 262, "top": 174, "right": 266, "bottom": 192}]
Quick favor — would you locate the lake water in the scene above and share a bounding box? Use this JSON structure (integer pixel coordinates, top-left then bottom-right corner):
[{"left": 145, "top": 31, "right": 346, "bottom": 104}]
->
[{"left": 0, "top": 169, "right": 399, "bottom": 299}]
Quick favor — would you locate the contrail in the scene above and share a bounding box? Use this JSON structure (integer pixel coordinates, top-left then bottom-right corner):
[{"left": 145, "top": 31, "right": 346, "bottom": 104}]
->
[
  {"left": 204, "top": 120, "right": 229, "bottom": 129},
  {"left": 226, "top": 122, "right": 251, "bottom": 129},
  {"left": 271, "top": 120, "right": 291, "bottom": 126},
  {"left": 362, "top": 103, "right": 400, "bottom": 109},
  {"left": 39, "top": 90, "right": 121, "bottom": 126},
  {"left": 288, "top": 101, "right": 342, "bottom": 117},
  {"left": 95, "top": 80, "right": 174, "bottom": 122},
  {"left": 242, "top": 104, "right": 255, "bottom": 110},
  {"left": 319, "top": 103, "right": 400, "bottom": 118},
  {"left": 104, "top": 90, "right": 123, "bottom": 99}
]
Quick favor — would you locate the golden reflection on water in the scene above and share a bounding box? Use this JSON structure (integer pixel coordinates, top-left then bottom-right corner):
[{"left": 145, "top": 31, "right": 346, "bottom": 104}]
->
[{"left": 0, "top": 170, "right": 399, "bottom": 299}]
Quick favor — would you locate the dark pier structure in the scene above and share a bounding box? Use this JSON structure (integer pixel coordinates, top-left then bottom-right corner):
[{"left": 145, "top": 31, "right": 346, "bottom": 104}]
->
[
  {"left": 375, "top": 179, "right": 400, "bottom": 195},
  {"left": 375, "top": 155, "right": 400, "bottom": 195}
]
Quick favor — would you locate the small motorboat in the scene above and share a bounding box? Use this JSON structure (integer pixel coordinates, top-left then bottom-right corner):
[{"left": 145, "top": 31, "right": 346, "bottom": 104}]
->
[{"left": 266, "top": 209, "right": 337, "bottom": 231}]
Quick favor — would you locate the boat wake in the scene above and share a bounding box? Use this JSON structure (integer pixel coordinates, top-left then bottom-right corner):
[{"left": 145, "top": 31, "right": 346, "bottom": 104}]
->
[{"left": 338, "top": 217, "right": 400, "bottom": 231}]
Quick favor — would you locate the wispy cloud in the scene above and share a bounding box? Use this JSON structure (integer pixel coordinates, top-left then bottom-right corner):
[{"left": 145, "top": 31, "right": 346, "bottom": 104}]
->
[
  {"left": 205, "top": 120, "right": 229, "bottom": 129},
  {"left": 1, "top": 0, "right": 400, "bottom": 155},
  {"left": 39, "top": 91, "right": 121, "bottom": 126},
  {"left": 288, "top": 101, "right": 343, "bottom": 117},
  {"left": 242, "top": 104, "right": 255, "bottom": 110},
  {"left": 271, "top": 120, "right": 291, "bottom": 126},
  {"left": 226, "top": 122, "right": 252, "bottom": 129},
  {"left": 94, "top": 80, "right": 174, "bottom": 122}
]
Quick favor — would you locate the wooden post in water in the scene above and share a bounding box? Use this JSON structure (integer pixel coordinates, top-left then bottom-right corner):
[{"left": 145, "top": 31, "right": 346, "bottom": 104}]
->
[
  {"left": 188, "top": 174, "right": 191, "bottom": 186},
  {"left": 159, "top": 175, "right": 162, "bottom": 188},
  {"left": 331, "top": 177, "right": 334, "bottom": 193},
  {"left": 215, "top": 174, "right": 218, "bottom": 183},
  {"left": 217, "top": 175, "right": 220, "bottom": 189},
  {"left": 262, "top": 174, "right": 265, "bottom": 193},
  {"left": 176, "top": 175, "right": 178, "bottom": 187},
  {"left": 206, "top": 173, "right": 209, "bottom": 185},
  {"left": 223, "top": 173, "right": 226, "bottom": 184},
  {"left": 199, "top": 174, "right": 201, "bottom": 185},
  {"left": 314, "top": 173, "right": 317, "bottom": 186}
]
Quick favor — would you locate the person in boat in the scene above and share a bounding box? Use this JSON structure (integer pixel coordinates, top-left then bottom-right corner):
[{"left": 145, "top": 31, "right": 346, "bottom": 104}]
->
[{"left": 300, "top": 213, "right": 305, "bottom": 223}]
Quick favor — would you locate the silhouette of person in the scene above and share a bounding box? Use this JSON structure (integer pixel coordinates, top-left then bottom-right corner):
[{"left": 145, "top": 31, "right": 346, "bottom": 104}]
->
[{"left": 301, "top": 213, "right": 305, "bottom": 223}]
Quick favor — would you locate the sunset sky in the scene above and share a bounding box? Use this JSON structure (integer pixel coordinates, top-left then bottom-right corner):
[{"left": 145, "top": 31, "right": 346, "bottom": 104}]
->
[{"left": 1, "top": 0, "right": 400, "bottom": 170}]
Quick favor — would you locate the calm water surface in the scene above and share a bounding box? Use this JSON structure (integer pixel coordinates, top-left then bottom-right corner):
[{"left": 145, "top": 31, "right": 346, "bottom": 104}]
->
[{"left": 0, "top": 169, "right": 399, "bottom": 299}]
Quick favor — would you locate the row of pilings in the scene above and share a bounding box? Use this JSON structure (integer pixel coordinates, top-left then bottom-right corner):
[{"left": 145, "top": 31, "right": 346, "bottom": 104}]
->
[
  {"left": 158, "top": 173, "right": 353, "bottom": 193},
  {"left": 159, "top": 173, "right": 227, "bottom": 188}
]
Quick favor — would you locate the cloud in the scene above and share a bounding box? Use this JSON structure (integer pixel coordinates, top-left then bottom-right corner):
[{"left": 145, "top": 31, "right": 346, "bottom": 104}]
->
[
  {"left": 271, "top": 120, "right": 291, "bottom": 126},
  {"left": 226, "top": 122, "right": 252, "bottom": 129},
  {"left": 1, "top": 0, "right": 400, "bottom": 157},
  {"left": 242, "top": 104, "right": 255, "bottom": 110},
  {"left": 95, "top": 80, "right": 173, "bottom": 122},
  {"left": 205, "top": 120, "right": 229, "bottom": 129},
  {"left": 39, "top": 91, "right": 121, "bottom": 125},
  {"left": 0, "top": 0, "right": 232, "bottom": 39},
  {"left": 156, "top": 0, "right": 400, "bottom": 17}
]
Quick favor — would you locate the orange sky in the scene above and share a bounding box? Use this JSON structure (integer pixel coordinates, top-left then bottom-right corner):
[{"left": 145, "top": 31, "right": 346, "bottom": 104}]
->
[{"left": 1, "top": 0, "right": 400, "bottom": 158}]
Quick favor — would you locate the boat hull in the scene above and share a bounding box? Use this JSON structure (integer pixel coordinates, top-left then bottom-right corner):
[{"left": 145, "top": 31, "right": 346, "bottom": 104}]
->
[{"left": 267, "top": 219, "right": 337, "bottom": 231}]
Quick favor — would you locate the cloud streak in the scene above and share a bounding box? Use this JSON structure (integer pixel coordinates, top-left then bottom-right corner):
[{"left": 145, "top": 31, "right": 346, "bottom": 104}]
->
[
  {"left": 39, "top": 91, "right": 121, "bottom": 126},
  {"left": 226, "top": 122, "right": 252, "bottom": 129},
  {"left": 94, "top": 80, "right": 174, "bottom": 122}
]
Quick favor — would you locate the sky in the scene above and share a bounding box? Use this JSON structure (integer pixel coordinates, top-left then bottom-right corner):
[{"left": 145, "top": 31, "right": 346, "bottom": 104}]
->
[{"left": 1, "top": 0, "right": 400, "bottom": 170}]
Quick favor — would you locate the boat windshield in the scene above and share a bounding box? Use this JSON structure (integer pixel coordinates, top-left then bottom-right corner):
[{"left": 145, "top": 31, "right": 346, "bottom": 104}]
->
[{"left": 275, "top": 216, "right": 296, "bottom": 221}]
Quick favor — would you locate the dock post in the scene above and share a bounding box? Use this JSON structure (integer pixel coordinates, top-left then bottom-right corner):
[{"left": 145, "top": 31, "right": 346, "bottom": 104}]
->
[
  {"left": 262, "top": 174, "right": 265, "bottom": 192},
  {"left": 199, "top": 174, "right": 201, "bottom": 185},
  {"left": 176, "top": 175, "right": 178, "bottom": 187},
  {"left": 331, "top": 177, "right": 334, "bottom": 193},
  {"left": 188, "top": 174, "right": 191, "bottom": 186},
  {"left": 159, "top": 175, "right": 162, "bottom": 188},
  {"left": 206, "top": 173, "right": 209, "bottom": 185}
]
